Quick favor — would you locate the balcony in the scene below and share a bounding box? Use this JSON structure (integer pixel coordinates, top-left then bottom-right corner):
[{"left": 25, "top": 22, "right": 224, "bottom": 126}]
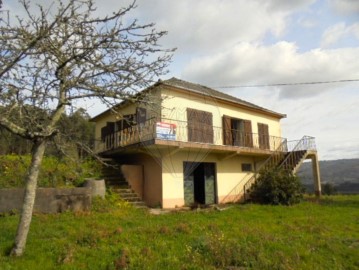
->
[{"left": 95, "top": 118, "right": 287, "bottom": 155}]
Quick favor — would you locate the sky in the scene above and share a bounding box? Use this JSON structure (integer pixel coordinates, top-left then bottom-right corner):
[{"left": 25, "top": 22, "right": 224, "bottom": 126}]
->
[{"left": 3, "top": 0, "right": 359, "bottom": 160}]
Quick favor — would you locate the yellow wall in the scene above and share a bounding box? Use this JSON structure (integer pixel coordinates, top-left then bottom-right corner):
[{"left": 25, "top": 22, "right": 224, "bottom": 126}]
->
[
  {"left": 160, "top": 86, "right": 282, "bottom": 142},
  {"left": 115, "top": 153, "right": 163, "bottom": 207},
  {"left": 161, "top": 150, "right": 265, "bottom": 208},
  {"left": 121, "top": 165, "right": 144, "bottom": 199}
]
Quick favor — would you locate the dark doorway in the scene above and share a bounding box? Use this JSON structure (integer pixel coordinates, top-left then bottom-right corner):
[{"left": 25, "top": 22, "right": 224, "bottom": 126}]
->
[{"left": 183, "top": 162, "right": 216, "bottom": 205}]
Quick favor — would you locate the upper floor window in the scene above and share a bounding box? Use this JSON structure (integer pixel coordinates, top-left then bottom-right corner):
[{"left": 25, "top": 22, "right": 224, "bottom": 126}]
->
[
  {"left": 187, "top": 108, "right": 213, "bottom": 144},
  {"left": 223, "top": 115, "right": 253, "bottom": 147},
  {"left": 258, "top": 123, "right": 270, "bottom": 150}
]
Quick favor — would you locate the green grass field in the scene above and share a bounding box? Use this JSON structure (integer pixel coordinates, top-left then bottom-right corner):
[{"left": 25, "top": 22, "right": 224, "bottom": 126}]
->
[{"left": 1, "top": 195, "right": 358, "bottom": 270}]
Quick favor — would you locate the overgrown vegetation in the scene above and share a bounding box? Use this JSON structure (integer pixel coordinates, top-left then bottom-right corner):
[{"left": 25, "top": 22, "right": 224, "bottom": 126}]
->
[
  {"left": 250, "top": 168, "right": 304, "bottom": 205},
  {"left": 322, "top": 182, "right": 338, "bottom": 195},
  {"left": 0, "top": 155, "right": 101, "bottom": 188},
  {"left": 0, "top": 195, "right": 358, "bottom": 269}
]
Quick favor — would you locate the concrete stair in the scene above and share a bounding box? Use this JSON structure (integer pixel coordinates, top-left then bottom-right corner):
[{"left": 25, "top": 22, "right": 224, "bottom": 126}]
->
[
  {"left": 280, "top": 150, "right": 308, "bottom": 173},
  {"left": 101, "top": 160, "right": 147, "bottom": 209}
]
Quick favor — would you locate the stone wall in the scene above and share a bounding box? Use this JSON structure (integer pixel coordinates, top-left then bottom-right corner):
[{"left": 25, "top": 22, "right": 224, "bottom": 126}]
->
[{"left": 0, "top": 187, "right": 92, "bottom": 213}]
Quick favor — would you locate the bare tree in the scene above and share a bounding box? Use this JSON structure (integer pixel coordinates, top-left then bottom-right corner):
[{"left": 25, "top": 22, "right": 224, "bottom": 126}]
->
[{"left": 0, "top": 0, "right": 173, "bottom": 256}]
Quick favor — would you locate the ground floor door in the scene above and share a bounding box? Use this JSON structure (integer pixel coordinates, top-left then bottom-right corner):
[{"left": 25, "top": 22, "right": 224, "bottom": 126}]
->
[{"left": 183, "top": 162, "right": 216, "bottom": 205}]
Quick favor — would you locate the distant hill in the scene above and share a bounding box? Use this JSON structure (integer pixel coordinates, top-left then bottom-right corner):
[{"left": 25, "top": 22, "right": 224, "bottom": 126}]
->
[{"left": 297, "top": 159, "right": 359, "bottom": 194}]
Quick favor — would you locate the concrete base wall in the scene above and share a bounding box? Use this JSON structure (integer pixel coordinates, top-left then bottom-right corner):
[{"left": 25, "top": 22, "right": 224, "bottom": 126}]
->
[
  {"left": 121, "top": 165, "right": 144, "bottom": 199},
  {"left": 0, "top": 187, "right": 92, "bottom": 213}
]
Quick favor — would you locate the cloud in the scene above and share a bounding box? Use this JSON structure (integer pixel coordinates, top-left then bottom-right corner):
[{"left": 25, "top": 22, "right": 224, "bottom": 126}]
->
[
  {"left": 321, "top": 22, "right": 359, "bottom": 48},
  {"left": 130, "top": 0, "right": 315, "bottom": 54},
  {"left": 330, "top": 0, "right": 359, "bottom": 15},
  {"left": 181, "top": 42, "right": 359, "bottom": 98}
]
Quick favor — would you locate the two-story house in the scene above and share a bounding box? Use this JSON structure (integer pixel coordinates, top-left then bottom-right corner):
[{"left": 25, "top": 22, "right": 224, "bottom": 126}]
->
[{"left": 91, "top": 78, "right": 321, "bottom": 208}]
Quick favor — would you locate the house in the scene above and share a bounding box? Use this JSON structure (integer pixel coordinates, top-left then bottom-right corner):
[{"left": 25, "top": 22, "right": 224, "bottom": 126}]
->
[{"left": 91, "top": 77, "right": 321, "bottom": 208}]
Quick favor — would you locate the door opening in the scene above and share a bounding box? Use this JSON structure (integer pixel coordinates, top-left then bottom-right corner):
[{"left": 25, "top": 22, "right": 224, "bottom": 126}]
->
[{"left": 183, "top": 162, "right": 216, "bottom": 205}]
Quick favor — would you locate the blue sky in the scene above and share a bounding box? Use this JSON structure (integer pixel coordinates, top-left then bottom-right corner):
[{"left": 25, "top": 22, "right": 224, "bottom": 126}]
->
[
  {"left": 130, "top": 0, "right": 359, "bottom": 160},
  {"left": 4, "top": 0, "right": 359, "bottom": 160}
]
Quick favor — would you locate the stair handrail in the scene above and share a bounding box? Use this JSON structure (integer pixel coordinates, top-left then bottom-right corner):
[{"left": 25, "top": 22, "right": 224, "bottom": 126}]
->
[
  {"left": 249, "top": 137, "right": 288, "bottom": 173},
  {"left": 221, "top": 137, "right": 288, "bottom": 203},
  {"left": 279, "top": 136, "right": 316, "bottom": 171}
]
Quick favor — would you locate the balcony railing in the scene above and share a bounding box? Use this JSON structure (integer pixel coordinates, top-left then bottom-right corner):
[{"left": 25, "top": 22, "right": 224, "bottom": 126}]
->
[{"left": 95, "top": 118, "right": 287, "bottom": 153}]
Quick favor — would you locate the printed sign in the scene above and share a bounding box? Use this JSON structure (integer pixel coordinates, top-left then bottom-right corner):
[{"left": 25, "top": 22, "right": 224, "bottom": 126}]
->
[{"left": 156, "top": 122, "right": 176, "bottom": 140}]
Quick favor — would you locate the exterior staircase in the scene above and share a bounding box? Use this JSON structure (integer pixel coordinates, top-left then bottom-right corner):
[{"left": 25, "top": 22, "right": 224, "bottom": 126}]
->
[
  {"left": 101, "top": 160, "right": 147, "bottom": 208},
  {"left": 220, "top": 136, "right": 317, "bottom": 203},
  {"left": 243, "top": 136, "right": 316, "bottom": 200}
]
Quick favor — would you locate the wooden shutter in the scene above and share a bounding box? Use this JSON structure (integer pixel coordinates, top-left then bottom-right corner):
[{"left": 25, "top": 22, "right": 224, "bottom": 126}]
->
[
  {"left": 101, "top": 122, "right": 115, "bottom": 147},
  {"left": 244, "top": 120, "right": 253, "bottom": 147},
  {"left": 101, "top": 126, "right": 107, "bottom": 141},
  {"left": 258, "top": 123, "right": 270, "bottom": 150},
  {"left": 202, "top": 111, "right": 214, "bottom": 144},
  {"left": 136, "top": 107, "right": 147, "bottom": 124},
  {"left": 123, "top": 114, "right": 134, "bottom": 129},
  {"left": 187, "top": 108, "right": 213, "bottom": 143},
  {"left": 187, "top": 108, "right": 196, "bottom": 142},
  {"left": 223, "top": 115, "right": 232, "bottom": 145}
]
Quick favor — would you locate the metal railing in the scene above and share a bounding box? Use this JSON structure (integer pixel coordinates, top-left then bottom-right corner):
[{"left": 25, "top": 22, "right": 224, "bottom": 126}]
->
[
  {"left": 220, "top": 139, "right": 288, "bottom": 203},
  {"left": 95, "top": 118, "right": 287, "bottom": 153},
  {"left": 241, "top": 135, "right": 316, "bottom": 201},
  {"left": 280, "top": 136, "right": 315, "bottom": 172}
]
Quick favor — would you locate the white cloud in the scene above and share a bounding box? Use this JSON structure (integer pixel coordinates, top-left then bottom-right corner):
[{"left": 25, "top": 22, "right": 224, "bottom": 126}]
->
[
  {"left": 321, "top": 22, "right": 359, "bottom": 48},
  {"left": 182, "top": 42, "right": 359, "bottom": 98},
  {"left": 130, "top": 0, "right": 315, "bottom": 54},
  {"left": 330, "top": 0, "right": 359, "bottom": 15}
]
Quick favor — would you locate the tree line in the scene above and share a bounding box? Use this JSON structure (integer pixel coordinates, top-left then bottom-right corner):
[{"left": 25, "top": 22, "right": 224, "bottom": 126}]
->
[{"left": 0, "top": 107, "right": 95, "bottom": 160}]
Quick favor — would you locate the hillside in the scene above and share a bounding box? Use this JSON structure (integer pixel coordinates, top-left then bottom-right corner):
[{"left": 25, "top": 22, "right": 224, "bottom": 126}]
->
[{"left": 297, "top": 158, "right": 359, "bottom": 193}]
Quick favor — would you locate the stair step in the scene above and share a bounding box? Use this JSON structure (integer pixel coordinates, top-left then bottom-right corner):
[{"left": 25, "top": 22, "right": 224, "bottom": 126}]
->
[
  {"left": 112, "top": 188, "right": 133, "bottom": 193},
  {"left": 117, "top": 193, "right": 139, "bottom": 198},
  {"left": 101, "top": 159, "right": 147, "bottom": 209},
  {"left": 129, "top": 201, "right": 147, "bottom": 207},
  {"left": 106, "top": 182, "right": 129, "bottom": 186}
]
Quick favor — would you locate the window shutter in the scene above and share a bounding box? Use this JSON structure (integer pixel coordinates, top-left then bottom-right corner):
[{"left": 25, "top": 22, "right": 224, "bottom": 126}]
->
[
  {"left": 258, "top": 123, "right": 269, "bottom": 149},
  {"left": 136, "top": 107, "right": 147, "bottom": 124},
  {"left": 187, "top": 108, "right": 213, "bottom": 143},
  {"left": 244, "top": 120, "right": 253, "bottom": 147},
  {"left": 203, "top": 111, "right": 214, "bottom": 143},
  {"left": 222, "top": 115, "right": 232, "bottom": 145}
]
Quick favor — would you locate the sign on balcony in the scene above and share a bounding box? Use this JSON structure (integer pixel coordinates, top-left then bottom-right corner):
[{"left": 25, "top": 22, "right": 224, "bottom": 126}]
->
[{"left": 156, "top": 122, "right": 176, "bottom": 140}]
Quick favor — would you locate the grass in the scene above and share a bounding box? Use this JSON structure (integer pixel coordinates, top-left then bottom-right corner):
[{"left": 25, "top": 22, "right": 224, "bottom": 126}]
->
[{"left": 0, "top": 195, "right": 359, "bottom": 269}]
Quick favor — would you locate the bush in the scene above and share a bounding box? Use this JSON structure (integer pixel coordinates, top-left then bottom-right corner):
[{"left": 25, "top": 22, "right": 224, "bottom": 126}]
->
[
  {"left": 322, "top": 182, "right": 338, "bottom": 195},
  {"left": 0, "top": 155, "right": 101, "bottom": 188},
  {"left": 249, "top": 168, "right": 304, "bottom": 205}
]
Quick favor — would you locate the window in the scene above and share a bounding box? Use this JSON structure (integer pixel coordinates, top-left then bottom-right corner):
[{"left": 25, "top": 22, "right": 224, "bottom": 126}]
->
[
  {"left": 101, "top": 122, "right": 115, "bottom": 141},
  {"left": 258, "top": 123, "right": 270, "bottom": 150},
  {"left": 241, "top": 163, "right": 252, "bottom": 172},
  {"left": 223, "top": 115, "right": 253, "bottom": 147},
  {"left": 136, "top": 107, "right": 147, "bottom": 125},
  {"left": 187, "top": 108, "right": 214, "bottom": 143}
]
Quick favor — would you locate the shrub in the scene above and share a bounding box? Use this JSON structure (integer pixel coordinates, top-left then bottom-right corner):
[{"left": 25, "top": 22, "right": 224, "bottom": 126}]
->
[
  {"left": 322, "top": 182, "right": 338, "bottom": 195},
  {"left": 0, "top": 155, "right": 101, "bottom": 188},
  {"left": 249, "top": 168, "right": 304, "bottom": 205}
]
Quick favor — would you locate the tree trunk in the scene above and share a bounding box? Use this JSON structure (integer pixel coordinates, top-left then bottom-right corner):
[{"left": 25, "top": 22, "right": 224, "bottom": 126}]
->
[{"left": 10, "top": 139, "right": 46, "bottom": 257}]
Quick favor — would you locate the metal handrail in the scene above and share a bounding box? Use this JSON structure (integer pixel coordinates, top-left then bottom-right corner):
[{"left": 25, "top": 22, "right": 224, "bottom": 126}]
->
[
  {"left": 279, "top": 136, "right": 316, "bottom": 171},
  {"left": 221, "top": 138, "right": 289, "bottom": 203},
  {"left": 96, "top": 118, "right": 287, "bottom": 152},
  {"left": 242, "top": 136, "right": 316, "bottom": 201}
]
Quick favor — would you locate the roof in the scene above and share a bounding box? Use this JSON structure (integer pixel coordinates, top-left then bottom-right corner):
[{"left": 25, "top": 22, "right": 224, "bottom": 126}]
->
[
  {"left": 91, "top": 77, "right": 286, "bottom": 121},
  {"left": 160, "top": 78, "right": 285, "bottom": 118}
]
